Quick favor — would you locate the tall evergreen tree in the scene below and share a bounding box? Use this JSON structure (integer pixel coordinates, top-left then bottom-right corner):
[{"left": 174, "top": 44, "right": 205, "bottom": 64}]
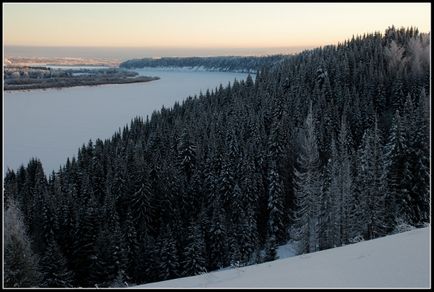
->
[
  {"left": 293, "top": 102, "right": 321, "bottom": 254},
  {"left": 158, "top": 225, "right": 180, "bottom": 281},
  {"left": 71, "top": 197, "right": 99, "bottom": 287},
  {"left": 130, "top": 178, "right": 154, "bottom": 238},
  {"left": 384, "top": 110, "right": 411, "bottom": 230},
  {"left": 4, "top": 200, "right": 41, "bottom": 288},
  {"left": 336, "top": 115, "right": 353, "bottom": 244},
  {"left": 182, "top": 221, "right": 207, "bottom": 277},
  {"left": 355, "top": 116, "right": 387, "bottom": 240},
  {"left": 267, "top": 161, "right": 286, "bottom": 246},
  {"left": 208, "top": 198, "right": 228, "bottom": 270},
  {"left": 39, "top": 232, "right": 74, "bottom": 288}
]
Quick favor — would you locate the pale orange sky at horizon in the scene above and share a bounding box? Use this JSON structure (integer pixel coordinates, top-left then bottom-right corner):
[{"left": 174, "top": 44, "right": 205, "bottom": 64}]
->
[{"left": 3, "top": 3, "right": 431, "bottom": 49}]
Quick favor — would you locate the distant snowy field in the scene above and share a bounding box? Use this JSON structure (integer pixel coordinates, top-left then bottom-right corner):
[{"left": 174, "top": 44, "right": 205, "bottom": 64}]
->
[{"left": 132, "top": 227, "right": 430, "bottom": 288}]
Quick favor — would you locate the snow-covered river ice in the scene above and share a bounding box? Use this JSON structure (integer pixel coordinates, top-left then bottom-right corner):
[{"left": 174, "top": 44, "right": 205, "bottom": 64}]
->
[{"left": 4, "top": 68, "right": 250, "bottom": 174}]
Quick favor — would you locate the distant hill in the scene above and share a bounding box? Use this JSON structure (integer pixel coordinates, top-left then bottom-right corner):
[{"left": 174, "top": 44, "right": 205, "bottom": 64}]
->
[{"left": 119, "top": 55, "right": 291, "bottom": 72}]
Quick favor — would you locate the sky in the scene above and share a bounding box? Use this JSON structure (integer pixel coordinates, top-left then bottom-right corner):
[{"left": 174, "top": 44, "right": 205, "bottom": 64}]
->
[{"left": 3, "top": 3, "right": 431, "bottom": 55}]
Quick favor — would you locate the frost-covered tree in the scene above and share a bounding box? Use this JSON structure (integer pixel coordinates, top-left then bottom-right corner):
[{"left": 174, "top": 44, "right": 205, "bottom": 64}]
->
[
  {"left": 182, "top": 221, "right": 207, "bottom": 277},
  {"left": 158, "top": 226, "right": 180, "bottom": 281},
  {"left": 39, "top": 232, "right": 74, "bottom": 288},
  {"left": 402, "top": 90, "right": 430, "bottom": 225},
  {"left": 355, "top": 116, "right": 387, "bottom": 240},
  {"left": 267, "top": 161, "right": 286, "bottom": 245},
  {"left": 123, "top": 207, "right": 140, "bottom": 282},
  {"left": 408, "top": 89, "right": 430, "bottom": 224},
  {"left": 178, "top": 128, "right": 197, "bottom": 182},
  {"left": 336, "top": 115, "right": 353, "bottom": 245},
  {"left": 208, "top": 198, "right": 228, "bottom": 270},
  {"left": 384, "top": 110, "right": 411, "bottom": 230},
  {"left": 293, "top": 102, "right": 322, "bottom": 254},
  {"left": 130, "top": 179, "right": 154, "bottom": 237},
  {"left": 71, "top": 197, "right": 99, "bottom": 287},
  {"left": 94, "top": 201, "right": 127, "bottom": 287},
  {"left": 4, "top": 200, "right": 41, "bottom": 287}
]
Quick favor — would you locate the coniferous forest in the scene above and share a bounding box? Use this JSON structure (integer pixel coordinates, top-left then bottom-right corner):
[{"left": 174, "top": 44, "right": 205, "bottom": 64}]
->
[
  {"left": 119, "top": 55, "right": 288, "bottom": 73},
  {"left": 4, "top": 27, "right": 430, "bottom": 288}
]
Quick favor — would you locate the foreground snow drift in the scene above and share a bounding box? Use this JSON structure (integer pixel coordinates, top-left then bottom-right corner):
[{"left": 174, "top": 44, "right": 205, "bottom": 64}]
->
[{"left": 133, "top": 227, "right": 430, "bottom": 288}]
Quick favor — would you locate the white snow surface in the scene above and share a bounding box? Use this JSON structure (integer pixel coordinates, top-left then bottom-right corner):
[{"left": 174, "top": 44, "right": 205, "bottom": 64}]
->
[{"left": 132, "top": 227, "right": 430, "bottom": 288}]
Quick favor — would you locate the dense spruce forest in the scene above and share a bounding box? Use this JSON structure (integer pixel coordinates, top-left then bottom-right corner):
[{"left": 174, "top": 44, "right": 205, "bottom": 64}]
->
[
  {"left": 119, "top": 55, "right": 288, "bottom": 72},
  {"left": 4, "top": 27, "right": 430, "bottom": 288}
]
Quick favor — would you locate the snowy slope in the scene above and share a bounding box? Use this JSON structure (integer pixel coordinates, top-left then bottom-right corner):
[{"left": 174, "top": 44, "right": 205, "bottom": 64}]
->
[{"left": 132, "top": 227, "right": 430, "bottom": 288}]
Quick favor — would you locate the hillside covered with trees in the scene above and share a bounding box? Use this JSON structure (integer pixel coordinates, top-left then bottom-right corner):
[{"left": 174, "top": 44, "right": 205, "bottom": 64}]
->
[
  {"left": 119, "top": 55, "right": 289, "bottom": 72},
  {"left": 4, "top": 26, "right": 430, "bottom": 288}
]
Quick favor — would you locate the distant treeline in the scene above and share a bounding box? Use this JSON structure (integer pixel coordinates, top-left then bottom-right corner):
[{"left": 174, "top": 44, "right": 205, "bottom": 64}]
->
[
  {"left": 4, "top": 67, "right": 159, "bottom": 90},
  {"left": 119, "top": 55, "right": 290, "bottom": 72}
]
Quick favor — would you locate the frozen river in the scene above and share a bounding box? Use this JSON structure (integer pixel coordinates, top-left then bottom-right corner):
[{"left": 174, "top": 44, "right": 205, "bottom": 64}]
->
[{"left": 4, "top": 68, "right": 250, "bottom": 174}]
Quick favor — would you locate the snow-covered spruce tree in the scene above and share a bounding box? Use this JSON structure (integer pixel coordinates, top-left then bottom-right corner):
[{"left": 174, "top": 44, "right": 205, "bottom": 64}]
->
[
  {"left": 11, "top": 165, "right": 27, "bottom": 213},
  {"left": 336, "top": 115, "right": 353, "bottom": 245},
  {"left": 130, "top": 178, "right": 154, "bottom": 238},
  {"left": 39, "top": 231, "right": 74, "bottom": 288},
  {"left": 351, "top": 131, "right": 371, "bottom": 241},
  {"left": 203, "top": 150, "right": 221, "bottom": 209},
  {"left": 399, "top": 94, "right": 418, "bottom": 225},
  {"left": 239, "top": 156, "right": 259, "bottom": 263},
  {"left": 318, "top": 142, "right": 333, "bottom": 250},
  {"left": 4, "top": 168, "right": 17, "bottom": 209},
  {"left": 403, "top": 90, "right": 430, "bottom": 225},
  {"left": 266, "top": 160, "right": 285, "bottom": 255},
  {"left": 182, "top": 221, "right": 207, "bottom": 277},
  {"left": 208, "top": 197, "right": 229, "bottom": 270},
  {"left": 293, "top": 102, "right": 322, "bottom": 254},
  {"left": 219, "top": 130, "right": 239, "bottom": 211},
  {"left": 20, "top": 158, "right": 43, "bottom": 232},
  {"left": 4, "top": 200, "right": 41, "bottom": 287},
  {"left": 409, "top": 88, "right": 430, "bottom": 224},
  {"left": 178, "top": 127, "right": 197, "bottom": 183},
  {"left": 176, "top": 127, "right": 198, "bottom": 222},
  {"left": 369, "top": 117, "right": 389, "bottom": 238},
  {"left": 135, "top": 234, "right": 159, "bottom": 284},
  {"left": 238, "top": 208, "right": 258, "bottom": 265},
  {"left": 123, "top": 207, "right": 140, "bottom": 283},
  {"left": 324, "top": 136, "right": 340, "bottom": 248},
  {"left": 228, "top": 182, "right": 244, "bottom": 264},
  {"left": 266, "top": 98, "right": 288, "bottom": 246},
  {"left": 55, "top": 191, "right": 78, "bottom": 278},
  {"left": 71, "top": 196, "right": 99, "bottom": 287},
  {"left": 384, "top": 110, "right": 412, "bottom": 231},
  {"left": 93, "top": 196, "right": 127, "bottom": 287},
  {"left": 158, "top": 225, "right": 180, "bottom": 281},
  {"left": 354, "top": 116, "right": 387, "bottom": 240},
  {"left": 28, "top": 160, "right": 54, "bottom": 255}
]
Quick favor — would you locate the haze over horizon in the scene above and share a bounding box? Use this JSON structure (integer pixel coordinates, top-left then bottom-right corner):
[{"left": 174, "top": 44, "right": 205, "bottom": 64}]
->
[
  {"left": 3, "top": 3, "right": 430, "bottom": 60},
  {"left": 4, "top": 45, "right": 317, "bottom": 60}
]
